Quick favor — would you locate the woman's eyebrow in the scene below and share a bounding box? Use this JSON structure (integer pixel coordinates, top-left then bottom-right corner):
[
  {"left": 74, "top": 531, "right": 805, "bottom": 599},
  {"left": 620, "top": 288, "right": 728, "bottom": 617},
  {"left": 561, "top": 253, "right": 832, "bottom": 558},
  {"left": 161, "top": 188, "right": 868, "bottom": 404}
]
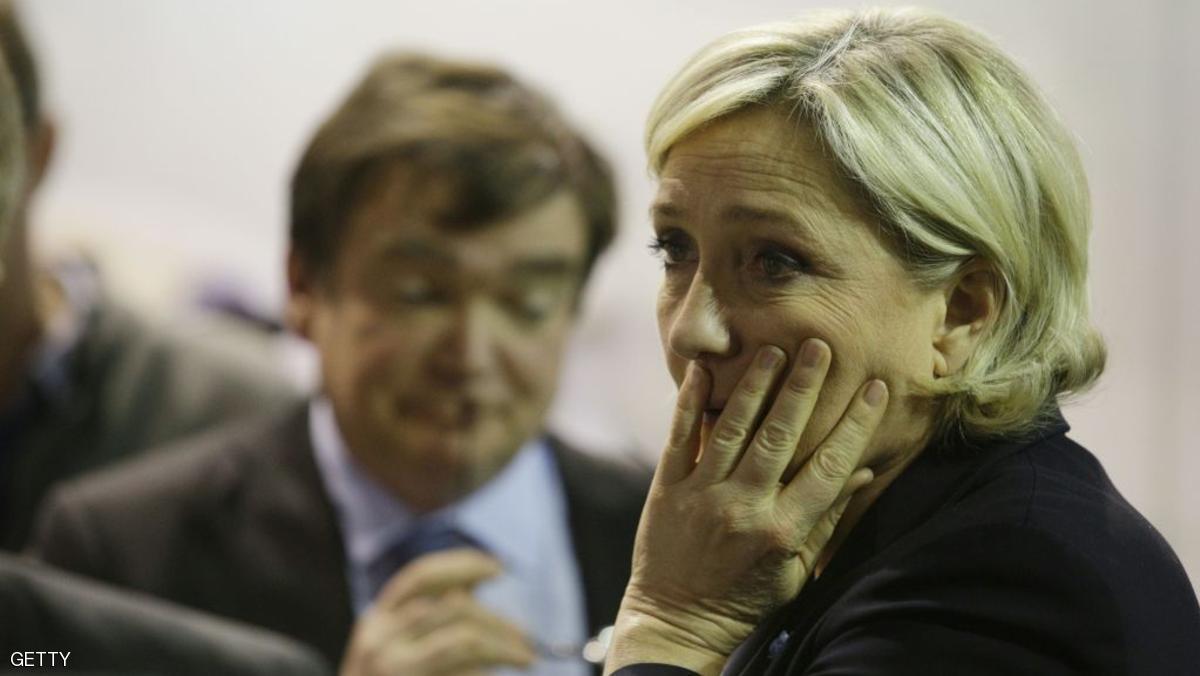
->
[
  {"left": 649, "top": 202, "right": 683, "bottom": 222},
  {"left": 723, "top": 204, "right": 830, "bottom": 246}
]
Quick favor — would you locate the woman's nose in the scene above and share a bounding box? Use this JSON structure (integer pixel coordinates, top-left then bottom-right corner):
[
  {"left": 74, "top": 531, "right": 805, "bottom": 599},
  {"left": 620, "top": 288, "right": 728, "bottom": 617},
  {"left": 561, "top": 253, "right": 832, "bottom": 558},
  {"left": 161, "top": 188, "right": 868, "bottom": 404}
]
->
[{"left": 666, "top": 273, "right": 734, "bottom": 361}]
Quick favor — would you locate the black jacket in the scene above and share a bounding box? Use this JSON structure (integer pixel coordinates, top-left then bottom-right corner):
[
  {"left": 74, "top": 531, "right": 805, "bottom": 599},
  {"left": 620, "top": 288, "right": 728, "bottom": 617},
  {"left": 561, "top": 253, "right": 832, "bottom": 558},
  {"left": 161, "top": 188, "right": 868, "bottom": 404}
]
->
[
  {"left": 0, "top": 553, "right": 330, "bottom": 675},
  {"left": 31, "top": 405, "right": 650, "bottom": 668},
  {"left": 0, "top": 297, "right": 297, "bottom": 551},
  {"left": 616, "top": 416, "right": 1200, "bottom": 675}
]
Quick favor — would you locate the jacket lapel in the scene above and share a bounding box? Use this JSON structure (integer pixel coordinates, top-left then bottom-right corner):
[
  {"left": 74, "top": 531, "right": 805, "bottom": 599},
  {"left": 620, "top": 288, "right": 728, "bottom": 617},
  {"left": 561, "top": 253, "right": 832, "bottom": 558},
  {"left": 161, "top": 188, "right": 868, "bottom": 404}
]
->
[
  {"left": 193, "top": 406, "right": 355, "bottom": 665},
  {"left": 548, "top": 437, "right": 649, "bottom": 652}
]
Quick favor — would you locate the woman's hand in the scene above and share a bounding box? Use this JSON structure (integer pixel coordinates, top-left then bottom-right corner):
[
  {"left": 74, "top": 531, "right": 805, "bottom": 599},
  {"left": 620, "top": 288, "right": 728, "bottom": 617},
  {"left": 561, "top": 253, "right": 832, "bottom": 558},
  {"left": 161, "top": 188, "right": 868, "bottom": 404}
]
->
[{"left": 604, "top": 340, "right": 886, "bottom": 675}]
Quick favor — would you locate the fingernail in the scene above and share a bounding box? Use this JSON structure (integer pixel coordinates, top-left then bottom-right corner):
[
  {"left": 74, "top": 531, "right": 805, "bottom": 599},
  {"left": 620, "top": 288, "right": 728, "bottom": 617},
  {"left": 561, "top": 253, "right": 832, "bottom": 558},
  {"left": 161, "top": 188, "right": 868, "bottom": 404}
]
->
[
  {"left": 800, "top": 339, "right": 823, "bottom": 368},
  {"left": 850, "top": 467, "right": 874, "bottom": 490},
  {"left": 864, "top": 379, "right": 887, "bottom": 406},
  {"left": 759, "top": 346, "right": 783, "bottom": 369}
]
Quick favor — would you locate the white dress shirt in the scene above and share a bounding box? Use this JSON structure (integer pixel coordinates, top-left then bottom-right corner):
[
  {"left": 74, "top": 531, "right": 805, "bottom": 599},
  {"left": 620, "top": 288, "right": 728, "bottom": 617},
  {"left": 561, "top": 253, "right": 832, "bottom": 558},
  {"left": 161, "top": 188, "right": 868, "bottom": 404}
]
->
[{"left": 309, "top": 398, "right": 589, "bottom": 676}]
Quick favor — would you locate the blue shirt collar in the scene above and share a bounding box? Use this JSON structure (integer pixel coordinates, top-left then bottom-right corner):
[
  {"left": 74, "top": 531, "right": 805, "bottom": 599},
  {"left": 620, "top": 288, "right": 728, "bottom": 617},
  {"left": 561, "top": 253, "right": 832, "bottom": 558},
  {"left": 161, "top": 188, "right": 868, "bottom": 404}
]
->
[{"left": 308, "top": 397, "right": 555, "bottom": 579}]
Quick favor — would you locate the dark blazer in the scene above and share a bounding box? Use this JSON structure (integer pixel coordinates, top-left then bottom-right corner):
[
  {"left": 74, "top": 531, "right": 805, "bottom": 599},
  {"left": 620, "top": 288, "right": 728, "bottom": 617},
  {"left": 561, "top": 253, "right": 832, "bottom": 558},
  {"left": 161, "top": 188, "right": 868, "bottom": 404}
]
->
[
  {"left": 615, "top": 416, "right": 1200, "bottom": 675},
  {"left": 0, "top": 553, "right": 330, "bottom": 675},
  {"left": 1, "top": 297, "right": 297, "bottom": 551},
  {"left": 30, "top": 405, "right": 650, "bottom": 668}
]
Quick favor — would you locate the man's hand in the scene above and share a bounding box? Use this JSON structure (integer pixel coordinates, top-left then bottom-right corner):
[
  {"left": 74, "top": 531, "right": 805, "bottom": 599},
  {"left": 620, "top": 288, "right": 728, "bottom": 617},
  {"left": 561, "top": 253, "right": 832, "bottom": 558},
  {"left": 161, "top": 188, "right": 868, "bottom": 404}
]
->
[
  {"left": 340, "top": 549, "right": 536, "bottom": 676},
  {"left": 605, "top": 341, "right": 885, "bottom": 675}
]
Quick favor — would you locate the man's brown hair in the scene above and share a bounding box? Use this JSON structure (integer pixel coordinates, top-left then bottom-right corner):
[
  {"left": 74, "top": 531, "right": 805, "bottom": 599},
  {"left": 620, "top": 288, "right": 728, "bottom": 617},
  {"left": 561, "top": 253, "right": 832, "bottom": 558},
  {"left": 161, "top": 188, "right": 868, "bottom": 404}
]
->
[{"left": 290, "top": 52, "right": 616, "bottom": 283}]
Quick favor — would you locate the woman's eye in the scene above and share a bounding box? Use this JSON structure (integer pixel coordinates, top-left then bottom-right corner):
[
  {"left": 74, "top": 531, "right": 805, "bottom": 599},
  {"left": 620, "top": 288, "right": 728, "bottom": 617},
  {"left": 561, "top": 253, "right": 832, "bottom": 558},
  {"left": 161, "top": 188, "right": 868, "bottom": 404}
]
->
[
  {"left": 648, "top": 233, "right": 695, "bottom": 269},
  {"left": 756, "top": 249, "right": 807, "bottom": 280}
]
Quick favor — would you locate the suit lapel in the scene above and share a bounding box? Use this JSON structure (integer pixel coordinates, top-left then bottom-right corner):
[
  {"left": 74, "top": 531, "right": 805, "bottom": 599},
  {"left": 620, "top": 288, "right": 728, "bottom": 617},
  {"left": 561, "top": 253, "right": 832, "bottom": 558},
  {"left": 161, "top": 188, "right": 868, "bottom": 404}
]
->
[
  {"left": 196, "top": 406, "right": 355, "bottom": 665},
  {"left": 548, "top": 437, "right": 648, "bottom": 641}
]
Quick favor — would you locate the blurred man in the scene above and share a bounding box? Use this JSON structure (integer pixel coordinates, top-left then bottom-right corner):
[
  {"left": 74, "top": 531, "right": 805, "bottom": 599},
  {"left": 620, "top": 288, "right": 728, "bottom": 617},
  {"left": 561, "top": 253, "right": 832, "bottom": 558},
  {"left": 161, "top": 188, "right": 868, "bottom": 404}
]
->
[
  {"left": 0, "top": 1, "right": 296, "bottom": 551},
  {"left": 34, "top": 53, "right": 648, "bottom": 675},
  {"left": 0, "top": 10, "right": 20, "bottom": 244},
  {"left": 0, "top": 26, "right": 328, "bottom": 676}
]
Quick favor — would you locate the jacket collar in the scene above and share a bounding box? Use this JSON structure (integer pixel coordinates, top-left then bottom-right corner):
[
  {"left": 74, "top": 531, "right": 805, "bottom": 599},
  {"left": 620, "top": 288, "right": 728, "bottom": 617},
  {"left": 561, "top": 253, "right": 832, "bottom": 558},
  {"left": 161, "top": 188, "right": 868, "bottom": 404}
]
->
[
  {"left": 724, "top": 410, "right": 1071, "bottom": 675},
  {"left": 823, "top": 409, "right": 1070, "bottom": 584}
]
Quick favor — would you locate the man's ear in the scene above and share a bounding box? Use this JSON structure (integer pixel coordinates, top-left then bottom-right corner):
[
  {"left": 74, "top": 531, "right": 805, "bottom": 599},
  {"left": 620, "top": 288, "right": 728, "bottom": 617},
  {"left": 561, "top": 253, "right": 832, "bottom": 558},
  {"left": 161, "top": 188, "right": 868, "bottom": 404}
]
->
[
  {"left": 932, "top": 259, "right": 1002, "bottom": 378},
  {"left": 285, "top": 249, "right": 317, "bottom": 340}
]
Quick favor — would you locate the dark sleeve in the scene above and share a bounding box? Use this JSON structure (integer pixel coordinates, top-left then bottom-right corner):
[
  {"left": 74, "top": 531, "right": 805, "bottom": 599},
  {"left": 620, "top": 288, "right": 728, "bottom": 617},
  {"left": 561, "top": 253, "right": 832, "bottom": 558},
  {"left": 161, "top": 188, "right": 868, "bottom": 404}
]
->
[
  {"left": 0, "top": 553, "right": 331, "bottom": 675},
  {"left": 796, "top": 524, "right": 1125, "bottom": 676},
  {"left": 611, "top": 666, "right": 699, "bottom": 675},
  {"left": 26, "top": 484, "right": 113, "bottom": 581}
]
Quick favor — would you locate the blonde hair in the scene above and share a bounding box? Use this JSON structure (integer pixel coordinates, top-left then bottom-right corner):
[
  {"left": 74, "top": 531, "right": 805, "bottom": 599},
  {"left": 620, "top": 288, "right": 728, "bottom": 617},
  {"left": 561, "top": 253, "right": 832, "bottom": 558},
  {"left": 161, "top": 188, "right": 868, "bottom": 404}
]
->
[{"left": 647, "top": 7, "right": 1105, "bottom": 441}]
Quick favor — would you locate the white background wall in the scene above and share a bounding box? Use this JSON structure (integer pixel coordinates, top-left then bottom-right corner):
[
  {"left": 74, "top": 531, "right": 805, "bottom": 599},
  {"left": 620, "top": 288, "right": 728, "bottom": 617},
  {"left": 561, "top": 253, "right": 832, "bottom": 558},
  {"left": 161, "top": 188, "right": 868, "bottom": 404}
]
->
[{"left": 21, "top": 0, "right": 1199, "bottom": 589}]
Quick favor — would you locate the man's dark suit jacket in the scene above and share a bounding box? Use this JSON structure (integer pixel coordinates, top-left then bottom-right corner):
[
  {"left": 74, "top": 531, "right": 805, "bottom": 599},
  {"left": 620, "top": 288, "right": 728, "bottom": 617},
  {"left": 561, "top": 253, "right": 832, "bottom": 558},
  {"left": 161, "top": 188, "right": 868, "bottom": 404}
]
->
[
  {"left": 0, "top": 553, "right": 330, "bottom": 675},
  {"left": 614, "top": 417, "right": 1200, "bottom": 675},
  {"left": 30, "top": 406, "right": 650, "bottom": 668}
]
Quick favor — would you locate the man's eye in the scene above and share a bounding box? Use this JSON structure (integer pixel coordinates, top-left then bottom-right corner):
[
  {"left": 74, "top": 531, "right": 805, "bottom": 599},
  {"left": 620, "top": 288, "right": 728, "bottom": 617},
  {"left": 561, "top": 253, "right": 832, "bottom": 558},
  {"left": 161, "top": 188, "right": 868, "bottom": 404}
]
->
[
  {"left": 648, "top": 233, "right": 694, "bottom": 269},
  {"left": 508, "top": 288, "right": 560, "bottom": 323},
  {"left": 756, "top": 249, "right": 807, "bottom": 280},
  {"left": 391, "top": 277, "right": 443, "bottom": 304}
]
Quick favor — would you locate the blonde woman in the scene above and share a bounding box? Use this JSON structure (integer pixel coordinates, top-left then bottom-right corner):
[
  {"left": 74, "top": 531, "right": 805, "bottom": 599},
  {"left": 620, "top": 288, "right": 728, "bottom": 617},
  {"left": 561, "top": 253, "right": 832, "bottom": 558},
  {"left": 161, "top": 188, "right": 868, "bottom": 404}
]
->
[{"left": 605, "top": 8, "right": 1200, "bottom": 675}]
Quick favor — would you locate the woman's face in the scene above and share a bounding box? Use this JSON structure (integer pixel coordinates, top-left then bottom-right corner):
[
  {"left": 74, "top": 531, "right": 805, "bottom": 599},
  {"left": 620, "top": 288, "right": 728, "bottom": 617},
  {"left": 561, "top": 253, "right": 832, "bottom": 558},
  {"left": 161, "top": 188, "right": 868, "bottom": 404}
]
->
[{"left": 652, "top": 106, "right": 946, "bottom": 475}]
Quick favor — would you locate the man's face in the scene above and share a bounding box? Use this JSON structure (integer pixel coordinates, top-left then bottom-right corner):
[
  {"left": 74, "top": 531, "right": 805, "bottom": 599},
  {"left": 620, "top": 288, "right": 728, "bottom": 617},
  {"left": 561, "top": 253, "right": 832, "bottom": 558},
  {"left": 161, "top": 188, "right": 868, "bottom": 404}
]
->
[{"left": 293, "top": 166, "right": 589, "bottom": 511}]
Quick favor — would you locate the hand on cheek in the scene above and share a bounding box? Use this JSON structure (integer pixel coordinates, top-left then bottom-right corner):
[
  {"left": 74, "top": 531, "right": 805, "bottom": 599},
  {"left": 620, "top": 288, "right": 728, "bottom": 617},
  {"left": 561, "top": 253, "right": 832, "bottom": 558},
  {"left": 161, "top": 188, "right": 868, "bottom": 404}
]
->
[{"left": 604, "top": 339, "right": 888, "bottom": 675}]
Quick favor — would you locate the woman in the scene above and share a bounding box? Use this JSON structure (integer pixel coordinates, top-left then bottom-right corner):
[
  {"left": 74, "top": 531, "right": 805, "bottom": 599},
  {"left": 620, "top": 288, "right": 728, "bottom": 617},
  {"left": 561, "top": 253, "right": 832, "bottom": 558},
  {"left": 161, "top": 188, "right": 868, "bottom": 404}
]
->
[{"left": 605, "top": 8, "right": 1200, "bottom": 675}]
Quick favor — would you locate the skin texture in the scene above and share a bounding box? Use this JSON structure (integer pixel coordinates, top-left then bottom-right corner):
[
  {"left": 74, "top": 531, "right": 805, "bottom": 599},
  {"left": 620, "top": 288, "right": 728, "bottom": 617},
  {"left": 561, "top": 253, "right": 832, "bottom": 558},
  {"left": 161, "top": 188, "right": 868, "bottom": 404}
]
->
[
  {"left": 651, "top": 105, "right": 954, "bottom": 478},
  {"left": 603, "top": 106, "right": 996, "bottom": 674},
  {"left": 604, "top": 353, "right": 885, "bottom": 675},
  {"left": 340, "top": 549, "right": 536, "bottom": 676},
  {"left": 289, "top": 163, "right": 589, "bottom": 513}
]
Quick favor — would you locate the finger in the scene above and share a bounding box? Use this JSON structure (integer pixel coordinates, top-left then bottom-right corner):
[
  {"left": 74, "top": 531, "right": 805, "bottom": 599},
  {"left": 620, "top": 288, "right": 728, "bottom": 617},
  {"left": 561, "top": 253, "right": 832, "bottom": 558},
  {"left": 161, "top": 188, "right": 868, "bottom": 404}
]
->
[
  {"left": 376, "top": 548, "right": 502, "bottom": 609},
  {"left": 453, "top": 594, "right": 531, "bottom": 647},
  {"left": 346, "top": 594, "right": 531, "bottom": 675},
  {"left": 402, "top": 591, "right": 529, "bottom": 645},
  {"left": 793, "top": 482, "right": 860, "bottom": 580},
  {"left": 778, "top": 379, "right": 887, "bottom": 524},
  {"left": 416, "top": 620, "right": 537, "bottom": 675},
  {"left": 693, "top": 345, "right": 787, "bottom": 483},
  {"left": 732, "top": 338, "right": 830, "bottom": 488},
  {"left": 349, "top": 595, "right": 434, "bottom": 658},
  {"left": 656, "top": 362, "right": 709, "bottom": 485},
  {"left": 393, "top": 590, "right": 472, "bottom": 640}
]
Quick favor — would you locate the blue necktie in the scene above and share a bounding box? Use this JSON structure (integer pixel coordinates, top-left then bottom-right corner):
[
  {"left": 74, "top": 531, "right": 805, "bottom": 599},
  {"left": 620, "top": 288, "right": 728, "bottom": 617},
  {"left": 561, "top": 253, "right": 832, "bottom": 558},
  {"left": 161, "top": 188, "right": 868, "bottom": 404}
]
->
[{"left": 365, "top": 520, "right": 483, "bottom": 603}]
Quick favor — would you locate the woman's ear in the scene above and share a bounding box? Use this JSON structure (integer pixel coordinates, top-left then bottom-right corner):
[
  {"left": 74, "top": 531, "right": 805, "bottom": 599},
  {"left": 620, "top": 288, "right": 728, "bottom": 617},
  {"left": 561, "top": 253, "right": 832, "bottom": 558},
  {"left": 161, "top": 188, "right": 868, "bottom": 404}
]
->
[{"left": 932, "top": 259, "right": 1002, "bottom": 378}]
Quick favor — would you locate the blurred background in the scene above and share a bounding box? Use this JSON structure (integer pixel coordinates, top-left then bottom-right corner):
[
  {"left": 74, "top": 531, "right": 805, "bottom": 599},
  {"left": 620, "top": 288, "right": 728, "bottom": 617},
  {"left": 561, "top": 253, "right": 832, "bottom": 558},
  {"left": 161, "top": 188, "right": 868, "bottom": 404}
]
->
[{"left": 19, "top": 0, "right": 1199, "bottom": 587}]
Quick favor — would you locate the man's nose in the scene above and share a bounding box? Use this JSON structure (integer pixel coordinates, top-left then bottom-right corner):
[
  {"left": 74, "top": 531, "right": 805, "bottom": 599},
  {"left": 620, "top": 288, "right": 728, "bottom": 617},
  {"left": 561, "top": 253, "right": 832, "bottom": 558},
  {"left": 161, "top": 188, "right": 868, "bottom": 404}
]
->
[
  {"left": 666, "top": 272, "right": 734, "bottom": 362},
  {"left": 433, "top": 300, "right": 498, "bottom": 380}
]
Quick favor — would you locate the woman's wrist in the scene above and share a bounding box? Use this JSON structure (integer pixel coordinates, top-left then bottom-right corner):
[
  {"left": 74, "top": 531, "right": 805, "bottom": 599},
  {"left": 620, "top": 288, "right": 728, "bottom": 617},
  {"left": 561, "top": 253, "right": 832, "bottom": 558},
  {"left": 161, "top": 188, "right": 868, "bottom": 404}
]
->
[{"left": 603, "top": 601, "right": 747, "bottom": 676}]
